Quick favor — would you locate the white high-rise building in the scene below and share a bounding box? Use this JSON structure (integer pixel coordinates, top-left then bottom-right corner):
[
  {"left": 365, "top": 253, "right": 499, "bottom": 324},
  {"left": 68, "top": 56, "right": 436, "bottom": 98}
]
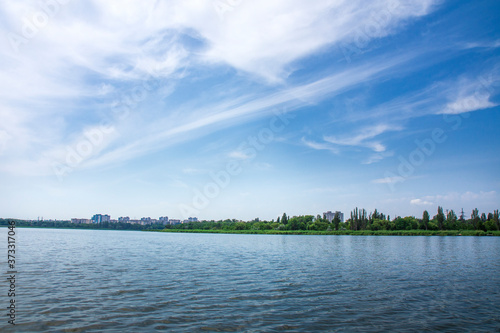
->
[
  {"left": 323, "top": 211, "right": 344, "bottom": 223},
  {"left": 91, "top": 214, "right": 110, "bottom": 223}
]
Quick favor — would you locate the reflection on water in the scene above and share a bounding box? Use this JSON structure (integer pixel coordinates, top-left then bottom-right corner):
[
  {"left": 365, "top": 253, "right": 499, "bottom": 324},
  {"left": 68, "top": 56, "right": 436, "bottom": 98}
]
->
[{"left": 3, "top": 229, "right": 500, "bottom": 332}]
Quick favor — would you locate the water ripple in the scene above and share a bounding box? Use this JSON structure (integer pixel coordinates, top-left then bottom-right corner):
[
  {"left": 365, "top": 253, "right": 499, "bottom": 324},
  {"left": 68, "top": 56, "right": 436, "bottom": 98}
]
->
[{"left": 1, "top": 230, "right": 499, "bottom": 332}]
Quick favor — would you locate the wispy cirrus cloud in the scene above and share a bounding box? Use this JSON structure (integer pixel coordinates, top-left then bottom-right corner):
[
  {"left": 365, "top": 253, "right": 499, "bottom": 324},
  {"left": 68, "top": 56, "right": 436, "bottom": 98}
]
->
[
  {"left": 0, "top": 0, "right": 443, "bottom": 179},
  {"left": 363, "top": 151, "right": 395, "bottom": 165},
  {"left": 0, "top": 0, "right": 498, "bottom": 221},
  {"left": 410, "top": 198, "right": 433, "bottom": 206},
  {"left": 302, "top": 124, "right": 401, "bottom": 163},
  {"left": 301, "top": 137, "right": 339, "bottom": 154},
  {"left": 371, "top": 175, "right": 405, "bottom": 184},
  {"left": 2, "top": 50, "right": 422, "bottom": 177},
  {"left": 338, "top": 65, "right": 500, "bottom": 125},
  {"left": 460, "top": 39, "right": 500, "bottom": 50},
  {"left": 324, "top": 124, "right": 401, "bottom": 152},
  {"left": 410, "top": 191, "right": 498, "bottom": 208},
  {"left": 442, "top": 94, "right": 496, "bottom": 115},
  {"left": 439, "top": 74, "right": 499, "bottom": 115}
]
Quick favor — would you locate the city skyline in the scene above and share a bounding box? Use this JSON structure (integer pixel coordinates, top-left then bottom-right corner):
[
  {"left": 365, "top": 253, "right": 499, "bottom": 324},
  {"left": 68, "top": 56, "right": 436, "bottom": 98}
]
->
[
  {"left": 0, "top": 0, "right": 499, "bottom": 221},
  {"left": 10, "top": 206, "right": 488, "bottom": 224}
]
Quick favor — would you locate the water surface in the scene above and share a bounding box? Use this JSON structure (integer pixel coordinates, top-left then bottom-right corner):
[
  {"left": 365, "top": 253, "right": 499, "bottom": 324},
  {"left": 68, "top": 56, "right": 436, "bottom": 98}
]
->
[{"left": 2, "top": 228, "right": 500, "bottom": 332}]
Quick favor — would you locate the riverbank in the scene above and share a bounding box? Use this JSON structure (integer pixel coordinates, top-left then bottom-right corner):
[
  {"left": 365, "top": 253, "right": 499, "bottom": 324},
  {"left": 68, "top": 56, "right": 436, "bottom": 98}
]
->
[
  {"left": 4, "top": 225, "right": 500, "bottom": 236},
  {"left": 156, "top": 229, "right": 500, "bottom": 236}
]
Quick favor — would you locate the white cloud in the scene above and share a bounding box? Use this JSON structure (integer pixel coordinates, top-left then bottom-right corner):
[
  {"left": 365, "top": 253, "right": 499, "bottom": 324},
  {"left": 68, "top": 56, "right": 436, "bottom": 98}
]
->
[
  {"left": 306, "top": 187, "right": 338, "bottom": 193},
  {"left": 460, "top": 191, "right": 496, "bottom": 202},
  {"left": 45, "top": 57, "right": 412, "bottom": 174},
  {"left": 371, "top": 176, "right": 405, "bottom": 184},
  {"left": 228, "top": 150, "right": 252, "bottom": 160},
  {"left": 301, "top": 137, "right": 339, "bottom": 154},
  {"left": 410, "top": 198, "right": 433, "bottom": 206},
  {"left": 338, "top": 67, "right": 500, "bottom": 125},
  {"left": 410, "top": 191, "right": 497, "bottom": 209},
  {"left": 324, "top": 124, "right": 402, "bottom": 152},
  {"left": 0, "top": 0, "right": 440, "bottom": 176},
  {"left": 461, "top": 39, "right": 500, "bottom": 50},
  {"left": 441, "top": 94, "right": 497, "bottom": 114},
  {"left": 363, "top": 151, "right": 394, "bottom": 164},
  {"left": 182, "top": 168, "right": 207, "bottom": 175},
  {"left": 255, "top": 162, "right": 273, "bottom": 170},
  {"left": 197, "top": 0, "right": 438, "bottom": 81},
  {"left": 439, "top": 75, "right": 499, "bottom": 115}
]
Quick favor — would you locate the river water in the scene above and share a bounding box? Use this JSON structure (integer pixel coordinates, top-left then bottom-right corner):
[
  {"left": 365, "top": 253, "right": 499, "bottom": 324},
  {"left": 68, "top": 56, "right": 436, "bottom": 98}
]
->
[{"left": 2, "top": 228, "right": 500, "bottom": 332}]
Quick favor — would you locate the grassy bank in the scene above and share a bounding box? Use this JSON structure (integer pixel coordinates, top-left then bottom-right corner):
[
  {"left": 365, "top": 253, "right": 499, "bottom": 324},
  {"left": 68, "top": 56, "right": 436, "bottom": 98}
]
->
[{"left": 156, "top": 229, "right": 500, "bottom": 236}]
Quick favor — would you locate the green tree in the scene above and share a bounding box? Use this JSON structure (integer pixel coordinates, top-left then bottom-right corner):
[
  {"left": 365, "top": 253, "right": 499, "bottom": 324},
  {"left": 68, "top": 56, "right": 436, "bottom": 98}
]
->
[
  {"left": 471, "top": 208, "right": 479, "bottom": 229},
  {"left": 422, "top": 210, "right": 429, "bottom": 230},
  {"left": 446, "top": 209, "right": 457, "bottom": 229},
  {"left": 333, "top": 211, "right": 341, "bottom": 230},
  {"left": 350, "top": 208, "right": 358, "bottom": 230},
  {"left": 494, "top": 210, "right": 500, "bottom": 231},
  {"left": 360, "top": 208, "right": 368, "bottom": 230},
  {"left": 282, "top": 213, "right": 288, "bottom": 225},
  {"left": 436, "top": 206, "right": 445, "bottom": 230},
  {"left": 287, "top": 217, "right": 300, "bottom": 230}
]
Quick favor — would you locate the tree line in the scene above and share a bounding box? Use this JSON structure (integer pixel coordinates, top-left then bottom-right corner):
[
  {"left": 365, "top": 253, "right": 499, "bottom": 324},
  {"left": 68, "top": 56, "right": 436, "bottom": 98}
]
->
[
  {"left": 162, "top": 207, "right": 500, "bottom": 232},
  {"left": 0, "top": 219, "right": 164, "bottom": 231},
  {"left": 345, "top": 207, "right": 499, "bottom": 232},
  {"left": 2, "top": 207, "right": 499, "bottom": 232}
]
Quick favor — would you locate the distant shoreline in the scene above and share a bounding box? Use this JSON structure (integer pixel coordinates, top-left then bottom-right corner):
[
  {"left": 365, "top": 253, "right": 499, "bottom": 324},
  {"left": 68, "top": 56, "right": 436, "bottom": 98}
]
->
[
  {"left": 156, "top": 229, "right": 500, "bottom": 236},
  {"left": 2, "top": 226, "right": 500, "bottom": 236}
]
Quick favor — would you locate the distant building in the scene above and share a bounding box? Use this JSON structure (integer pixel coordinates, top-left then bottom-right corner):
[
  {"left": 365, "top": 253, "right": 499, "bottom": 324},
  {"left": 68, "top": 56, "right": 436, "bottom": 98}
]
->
[
  {"left": 188, "top": 217, "right": 198, "bottom": 222},
  {"left": 91, "top": 214, "right": 110, "bottom": 224},
  {"left": 71, "top": 218, "right": 91, "bottom": 224},
  {"left": 118, "top": 216, "right": 130, "bottom": 223},
  {"left": 169, "top": 219, "right": 181, "bottom": 225},
  {"left": 159, "top": 216, "right": 169, "bottom": 225},
  {"left": 323, "top": 211, "right": 344, "bottom": 223},
  {"left": 141, "top": 217, "right": 152, "bottom": 225}
]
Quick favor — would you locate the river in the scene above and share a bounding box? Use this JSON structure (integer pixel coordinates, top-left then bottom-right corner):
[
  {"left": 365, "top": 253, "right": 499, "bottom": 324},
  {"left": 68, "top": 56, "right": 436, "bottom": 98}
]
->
[{"left": 2, "top": 228, "right": 500, "bottom": 332}]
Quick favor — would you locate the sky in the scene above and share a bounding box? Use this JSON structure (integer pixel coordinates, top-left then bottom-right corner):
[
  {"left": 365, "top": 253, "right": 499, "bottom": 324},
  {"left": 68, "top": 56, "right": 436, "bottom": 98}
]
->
[{"left": 0, "top": 0, "right": 499, "bottom": 221}]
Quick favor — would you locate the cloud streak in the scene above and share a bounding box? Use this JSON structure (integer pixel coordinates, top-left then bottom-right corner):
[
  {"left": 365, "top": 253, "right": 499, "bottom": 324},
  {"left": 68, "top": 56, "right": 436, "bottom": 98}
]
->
[{"left": 324, "top": 124, "right": 402, "bottom": 153}]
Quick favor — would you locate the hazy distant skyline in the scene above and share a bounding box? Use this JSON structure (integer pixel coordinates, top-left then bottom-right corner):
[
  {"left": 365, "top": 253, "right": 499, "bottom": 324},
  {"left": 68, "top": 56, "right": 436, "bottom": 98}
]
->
[{"left": 0, "top": 0, "right": 499, "bottom": 221}]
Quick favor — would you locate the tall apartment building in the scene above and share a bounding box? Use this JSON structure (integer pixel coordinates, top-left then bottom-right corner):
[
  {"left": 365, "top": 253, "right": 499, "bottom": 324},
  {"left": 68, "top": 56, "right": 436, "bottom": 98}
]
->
[
  {"left": 71, "top": 218, "right": 91, "bottom": 224},
  {"left": 91, "top": 214, "right": 111, "bottom": 224},
  {"left": 323, "top": 211, "right": 344, "bottom": 223}
]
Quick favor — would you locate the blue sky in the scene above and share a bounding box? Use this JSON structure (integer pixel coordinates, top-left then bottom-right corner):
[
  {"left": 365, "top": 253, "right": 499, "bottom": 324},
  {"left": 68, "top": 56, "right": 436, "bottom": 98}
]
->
[{"left": 0, "top": 0, "right": 499, "bottom": 221}]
